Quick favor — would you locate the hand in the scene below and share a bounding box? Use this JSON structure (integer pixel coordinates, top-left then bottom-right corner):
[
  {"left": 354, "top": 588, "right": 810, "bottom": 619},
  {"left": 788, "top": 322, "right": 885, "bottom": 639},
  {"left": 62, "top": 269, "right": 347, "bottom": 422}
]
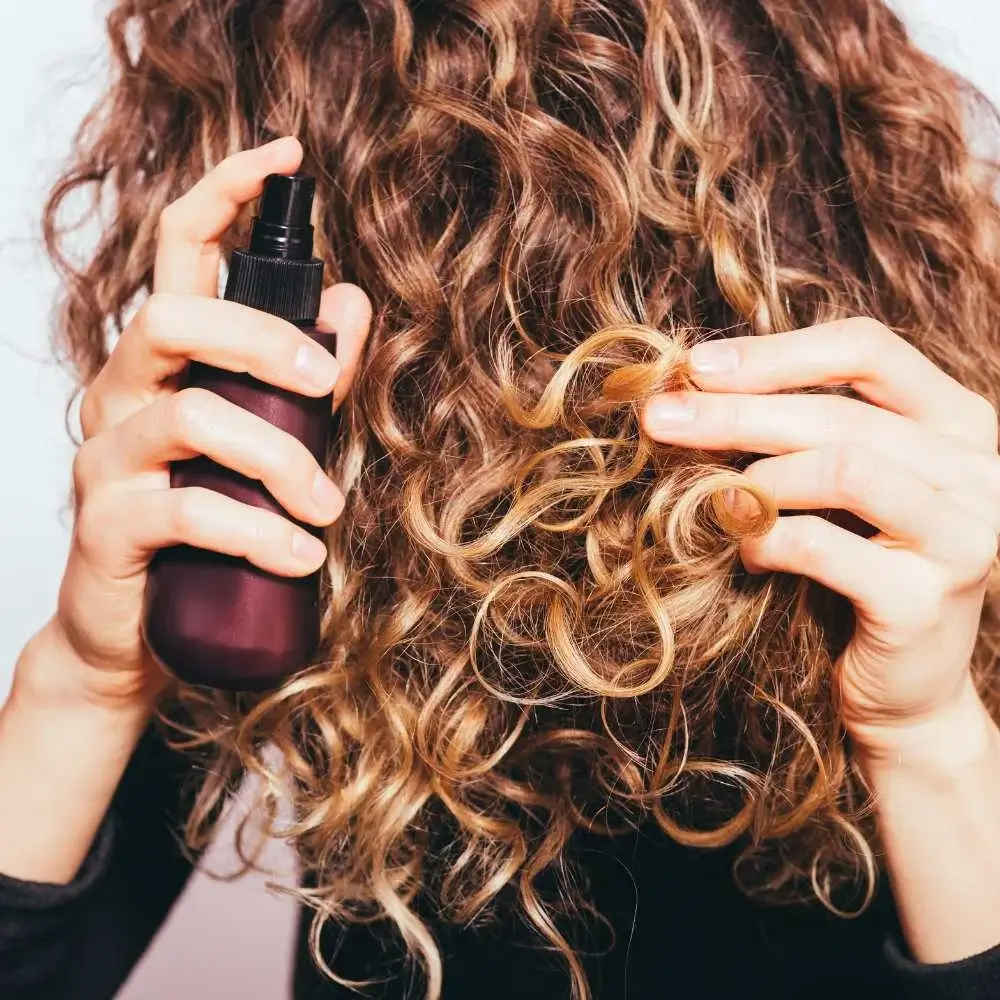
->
[
  {"left": 25, "top": 137, "right": 372, "bottom": 712},
  {"left": 640, "top": 317, "right": 1000, "bottom": 763}
]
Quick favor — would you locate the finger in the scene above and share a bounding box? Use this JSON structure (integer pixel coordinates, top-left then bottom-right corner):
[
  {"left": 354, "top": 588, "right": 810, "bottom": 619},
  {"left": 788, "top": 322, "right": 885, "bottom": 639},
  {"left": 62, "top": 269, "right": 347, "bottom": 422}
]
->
[
  {"left": 76, "top": 388, "right": 344, "bottom": 527},
  {"left": 742, "top": 447, "right": 998, "bottom": 575},
  {"left": 739, "top": 514, "right": 925, "bottom": 624},
  {"left": 684, "top": 318, "right": 998, "bottom": 451},
  {"left": 81, "top": 295, "right": 342, "bottom": 436},
  {"left": 641, "top": 389, "right": 975, "bottom": 494},
  {"left": 315, "top": 283, "right": 373, "bottom": 412},
  {"left": 154, "top": 136, "right": 303, "bottom": 296},
  {"left": 74, "top": 485, "right": 327, "bottom": 581}
]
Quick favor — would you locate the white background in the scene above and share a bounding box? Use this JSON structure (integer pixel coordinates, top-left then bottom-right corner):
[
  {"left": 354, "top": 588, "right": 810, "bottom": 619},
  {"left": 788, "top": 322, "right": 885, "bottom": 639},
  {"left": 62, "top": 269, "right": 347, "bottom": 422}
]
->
[{"left": 1, "top": 2, "right": 998, "bottom": 997}]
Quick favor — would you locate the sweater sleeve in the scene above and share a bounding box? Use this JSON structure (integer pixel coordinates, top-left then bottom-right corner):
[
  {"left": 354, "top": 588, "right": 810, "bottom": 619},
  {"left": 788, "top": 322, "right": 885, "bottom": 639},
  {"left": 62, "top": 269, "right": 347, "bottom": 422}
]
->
[
  {"left": 0, "top": 724, "right": 201, "bottom": 1000},
  {"left": 885, "top": 933, "right": 1000, "bottom": 1000}
]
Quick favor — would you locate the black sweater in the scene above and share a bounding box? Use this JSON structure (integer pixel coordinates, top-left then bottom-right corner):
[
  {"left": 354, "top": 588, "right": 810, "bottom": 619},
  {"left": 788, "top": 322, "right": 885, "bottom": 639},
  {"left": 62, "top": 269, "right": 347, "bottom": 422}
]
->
[{"left": 1, "top": 728, "right": 999, "bottom": 1000}]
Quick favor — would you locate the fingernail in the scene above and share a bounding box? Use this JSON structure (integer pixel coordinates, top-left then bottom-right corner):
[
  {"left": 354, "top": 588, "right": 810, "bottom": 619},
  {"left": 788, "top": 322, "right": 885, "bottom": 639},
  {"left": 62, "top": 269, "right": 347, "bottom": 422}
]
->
[
  {"left": 723, "top": 487, "right": 754, "bottom": 516},
  {"left": 295, "top": 341, "right": 340, "bottom": 390},
  {"left": 689, "top": 341, "right": 739, "bottom": 375},
  {"left": 292, "top": 530, "right": 327, "bottom": 565},
  {"left": 311, "top": 468, "right": 342, "bottom": 514},
  {"left": 645, "top": 395, "right": 697, "bottom": 427}
]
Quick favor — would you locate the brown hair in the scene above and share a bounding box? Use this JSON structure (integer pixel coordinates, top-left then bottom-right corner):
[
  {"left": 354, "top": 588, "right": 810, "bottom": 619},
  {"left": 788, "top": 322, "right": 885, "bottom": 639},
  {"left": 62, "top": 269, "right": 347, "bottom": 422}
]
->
[{"left": 43, "top": 0, "right": 1000, "bottom": 996}]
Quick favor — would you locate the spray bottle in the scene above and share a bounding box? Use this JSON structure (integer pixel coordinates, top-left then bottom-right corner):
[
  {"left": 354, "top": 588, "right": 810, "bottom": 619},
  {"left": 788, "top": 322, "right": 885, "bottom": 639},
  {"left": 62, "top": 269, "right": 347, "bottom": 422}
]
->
[{"left": 144, "top": 173, "right": 335, "bottom": 691}]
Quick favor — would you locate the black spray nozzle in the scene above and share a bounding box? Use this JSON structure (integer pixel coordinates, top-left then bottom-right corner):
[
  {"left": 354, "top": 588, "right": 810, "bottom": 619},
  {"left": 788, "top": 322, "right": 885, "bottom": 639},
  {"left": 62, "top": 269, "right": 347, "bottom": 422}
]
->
[{"left": 248, "top": 173, "right": 316, "bottom": 261}]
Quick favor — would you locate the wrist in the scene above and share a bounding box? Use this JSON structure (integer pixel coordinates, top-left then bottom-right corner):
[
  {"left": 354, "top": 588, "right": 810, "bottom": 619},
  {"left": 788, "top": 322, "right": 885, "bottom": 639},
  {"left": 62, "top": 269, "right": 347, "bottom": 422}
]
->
[
  {"left": 12, "top": 619, "right": 159, "bottom": 722},
  {"left": 853, "top": 681, "right": 1000, "bottom": 786},
  {"left": 0, "top": 627, "right": 153, "bottom": 885},
  {"left": 860, "top": 686, "right": 1000, "bottom": 966}
]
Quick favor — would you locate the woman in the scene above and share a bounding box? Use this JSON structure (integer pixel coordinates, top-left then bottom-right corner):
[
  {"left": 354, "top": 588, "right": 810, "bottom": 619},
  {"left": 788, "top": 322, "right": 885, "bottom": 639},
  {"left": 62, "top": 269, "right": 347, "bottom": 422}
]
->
[{"left": 2, "top": 0, "right": 1000, "bottom": 997}]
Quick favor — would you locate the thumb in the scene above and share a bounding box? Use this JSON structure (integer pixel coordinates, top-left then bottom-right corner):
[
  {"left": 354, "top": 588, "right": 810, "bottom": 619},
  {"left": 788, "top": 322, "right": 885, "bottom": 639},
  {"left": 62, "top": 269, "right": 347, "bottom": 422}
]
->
[{"left": 316, "top": 283, "right": 372, "bottom": 412}]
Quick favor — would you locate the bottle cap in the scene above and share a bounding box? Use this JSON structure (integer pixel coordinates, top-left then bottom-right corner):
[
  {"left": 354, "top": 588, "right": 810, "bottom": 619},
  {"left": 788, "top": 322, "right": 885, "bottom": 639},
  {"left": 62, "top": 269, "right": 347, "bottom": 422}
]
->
[{"left": 224, "top": 172, "right": 324, "bottom": 323}]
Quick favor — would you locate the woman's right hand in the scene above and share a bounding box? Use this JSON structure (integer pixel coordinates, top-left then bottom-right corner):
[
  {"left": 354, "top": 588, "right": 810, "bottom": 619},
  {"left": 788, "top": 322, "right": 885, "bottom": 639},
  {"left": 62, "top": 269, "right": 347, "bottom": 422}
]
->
[{"left": 26, "top": 136, "right": 372, "bottom": 712}]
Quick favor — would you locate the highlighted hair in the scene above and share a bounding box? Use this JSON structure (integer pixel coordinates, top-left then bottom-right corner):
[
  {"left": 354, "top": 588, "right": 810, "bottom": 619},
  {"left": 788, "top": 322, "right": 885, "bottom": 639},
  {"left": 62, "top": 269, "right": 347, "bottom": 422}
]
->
[{"left": 45, "top": 0, "right": 1000, "bottom": 996}]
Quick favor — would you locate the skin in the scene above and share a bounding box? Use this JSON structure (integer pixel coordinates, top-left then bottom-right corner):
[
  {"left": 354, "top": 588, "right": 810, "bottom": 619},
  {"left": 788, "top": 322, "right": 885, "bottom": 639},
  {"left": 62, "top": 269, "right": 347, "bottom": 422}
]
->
[
  {"left": 0, "top": 136, "right": 997, "bottom": 969},
  {"left": 0, "top": 136, "right": 372, "bottom": 881},
  {"left": 642, "top": 325, "right": 1000, "bottom": 961}
]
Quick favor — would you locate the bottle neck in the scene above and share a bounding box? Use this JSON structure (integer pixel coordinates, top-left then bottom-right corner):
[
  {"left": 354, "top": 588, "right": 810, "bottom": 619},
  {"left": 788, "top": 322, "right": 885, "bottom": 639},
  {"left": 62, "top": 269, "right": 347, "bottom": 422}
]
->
[{"left": 247, "top": 218, "right": 314, "bottom": 261}]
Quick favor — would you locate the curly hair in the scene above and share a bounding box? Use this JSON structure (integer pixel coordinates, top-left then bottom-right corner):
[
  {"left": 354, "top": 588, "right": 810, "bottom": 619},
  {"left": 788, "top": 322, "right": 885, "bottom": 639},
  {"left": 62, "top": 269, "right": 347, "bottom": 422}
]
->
[{"left": 43, "top": 0, "right": 1000, "bottom": 996}]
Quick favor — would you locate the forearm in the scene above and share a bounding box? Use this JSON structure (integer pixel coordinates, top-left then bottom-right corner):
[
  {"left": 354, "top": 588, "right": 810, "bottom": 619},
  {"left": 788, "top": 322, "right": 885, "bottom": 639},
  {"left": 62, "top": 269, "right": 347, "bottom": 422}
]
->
[
  {"left": 0, "top": 626, "right": 152, "bottom": 884},
  {"left": 862, "top": 683, "right": 1000, "bottom": 964}
]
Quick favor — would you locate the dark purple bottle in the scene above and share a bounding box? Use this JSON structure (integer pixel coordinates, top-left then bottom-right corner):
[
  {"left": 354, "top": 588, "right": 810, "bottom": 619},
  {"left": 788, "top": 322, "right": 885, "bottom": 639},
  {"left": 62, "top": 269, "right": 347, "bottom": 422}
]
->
[{"left": 143, "top": 173, "right": 335, "bottom": 691}]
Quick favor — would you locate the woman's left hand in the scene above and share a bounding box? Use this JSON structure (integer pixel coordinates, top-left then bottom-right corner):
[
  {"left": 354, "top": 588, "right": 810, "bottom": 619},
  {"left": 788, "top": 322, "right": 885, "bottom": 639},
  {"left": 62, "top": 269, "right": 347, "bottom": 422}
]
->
[{"left": 640, "top": 317, "right": 1000, "bottom": 765}]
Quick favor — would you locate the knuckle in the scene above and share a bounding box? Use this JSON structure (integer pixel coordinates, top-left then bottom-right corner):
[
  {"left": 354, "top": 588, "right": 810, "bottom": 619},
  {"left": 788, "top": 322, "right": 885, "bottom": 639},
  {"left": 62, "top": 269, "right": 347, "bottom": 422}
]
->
[
  {"left": 170, "top": 487, "right": 208, "bottom": 539},
  {"left": 273, "top": 439, "right": 309, "bottom": 482},
  {"left": 78, "top": 386, "right": 104, "bottom": 440},
  {"left": 847, "top": 316, "right": 893, "bottom": 358},
  {"left": 138, "top": 292, "right": 174, "bottom": 346},
  {"left": 825, "top": 393, "right": 861, "bottom": 434},
  {"left": 965, "top": 391, "right": 998, "bottom": 445},
  {"left": 246, "top": 511, "right": 275, "bottom": 551},
  {"left": 157, "top": 200, "right": 184, "bottom": 239},
  {"left": 956, "top": 524, "right": 999, "bottom": 587},
  {"left": 251, "top": 423, "right": 310, "bottom": 482},
  {"left": 898, "top": 566, "right": 949, "bottom": 632},
  {"left": 165, "top": 387, "right": 214, "bottom": 440},
  {"left": 73, "top": 493, "right": 113, "bottom": 561},
  {"left": 216, "top": 149, "right": 252, "bottom": 184},
  {"left": 980, "top": 454, "right": 1000, "bottom": 503},
  {"left": 719, "top": 393, "right": 745, "bottom": 433},
  {"left": 71, "top": 440, "right": 100, "bottom": 497},
  {"left": 827, "top": 446, "right": 873, "bottom": 505},
  {"left": 783, "top": 516, "right": 827, "bottom": 568},
  {"left": 227, "top": 503, "right": 270, "bottom": 557}
]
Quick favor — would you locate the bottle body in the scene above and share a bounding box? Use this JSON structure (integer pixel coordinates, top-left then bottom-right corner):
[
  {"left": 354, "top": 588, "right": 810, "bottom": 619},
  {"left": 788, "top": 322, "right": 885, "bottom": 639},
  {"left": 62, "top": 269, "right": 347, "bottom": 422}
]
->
[{"left": 143, "top": 325, "right": 337, "bottom": 691}]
